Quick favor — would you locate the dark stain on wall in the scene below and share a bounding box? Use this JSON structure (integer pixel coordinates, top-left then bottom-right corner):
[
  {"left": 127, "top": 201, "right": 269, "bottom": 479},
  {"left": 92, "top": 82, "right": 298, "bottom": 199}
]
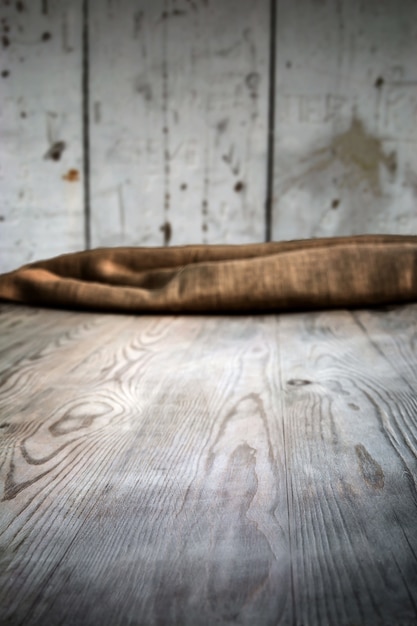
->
[
  {"left": 202, "top": 135, "right": 210, "bottom": 241},
  {"left": 282, "top": 117, "right": 398, "bottom": 197},
  {"left": 160, "top": 221, "right": 172, "bottom": 245},
  {"left": 245, "top": 72, "right": 260, "bottom": 98},
  {"left": 161, "top": 4, "right": 171, "bottom": 219},
  {"left": 45, "top": 141, "right": 66, "bottom": 161},
  {"left": 222, "top": 145, "right": 240, "bottom": 176},
  {"left": 217, "top": 118, "right": 229, "bottom": 134},
  {"left": 135, "top": 80, "right": 153, "bottom": 102},
  {"left": 202, "top": 197, "right": 208, "bottom": 240},
  {"left": 160, "top": 9, "right": 187, "bottom": 20}
]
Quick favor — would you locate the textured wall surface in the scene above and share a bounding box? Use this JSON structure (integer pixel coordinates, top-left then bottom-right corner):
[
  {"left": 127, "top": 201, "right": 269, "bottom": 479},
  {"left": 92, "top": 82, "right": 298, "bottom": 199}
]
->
[
  {"left": 272, "top": 0, "right": 417, "bottom": 240},
  {"left": 1, "top": 0, "right": 416, "bottom": 272},
  {"left": 0, "top": 0, "right": 84, "bottom": 272},
  {"left": 89, "top": 0, "right": 269, "bottom": 249}
]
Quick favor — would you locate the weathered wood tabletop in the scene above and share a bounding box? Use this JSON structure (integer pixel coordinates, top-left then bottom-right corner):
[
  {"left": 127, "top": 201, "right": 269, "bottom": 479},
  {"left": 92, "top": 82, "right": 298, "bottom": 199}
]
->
[{"left": 1, "top": 303, "right": 417, "bottom": 626}]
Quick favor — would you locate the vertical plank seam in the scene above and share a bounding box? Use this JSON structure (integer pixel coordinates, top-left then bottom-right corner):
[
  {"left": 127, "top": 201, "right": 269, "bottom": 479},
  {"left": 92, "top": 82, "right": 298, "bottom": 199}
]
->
[
  {"left": 265, "top": 0, "right": 277, "bottom": 242},
  {"left": 82, "top": 0, "right": 91, "bottom": 249},
  {"left": 276, "top": 316, "right": 296, "bottom": 624}
]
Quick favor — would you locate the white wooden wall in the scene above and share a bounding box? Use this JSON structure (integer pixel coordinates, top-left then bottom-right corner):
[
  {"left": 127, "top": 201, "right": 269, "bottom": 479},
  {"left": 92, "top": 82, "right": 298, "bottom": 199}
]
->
[
  {"left": 0, "top": 0, "right": 84, "bottom": 272},
  {"left": 1, "top": 0, "right": 416, "bottom": 273},
  {"left": 89, "top": 0, "right": 269, "bottom": 248},
  {"left": 273, "top": 0, "right": 417, "bottom": 240}
]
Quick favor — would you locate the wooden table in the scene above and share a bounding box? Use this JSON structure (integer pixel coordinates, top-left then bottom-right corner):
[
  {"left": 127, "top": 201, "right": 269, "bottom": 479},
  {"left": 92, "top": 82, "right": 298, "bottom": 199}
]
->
[{"left": 1, "top": 303, "right": 417, "bottom": 625}]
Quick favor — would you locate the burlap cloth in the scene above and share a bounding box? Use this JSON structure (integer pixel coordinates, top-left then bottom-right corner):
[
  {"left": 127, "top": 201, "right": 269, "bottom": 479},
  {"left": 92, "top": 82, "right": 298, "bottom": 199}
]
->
[{"left": 0, "top": 235, "right": 416, "bottom": 313}]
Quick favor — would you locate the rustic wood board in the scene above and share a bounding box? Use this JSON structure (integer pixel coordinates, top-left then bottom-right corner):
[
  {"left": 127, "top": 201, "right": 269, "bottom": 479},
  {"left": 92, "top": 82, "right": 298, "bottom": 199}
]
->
[
  {"left": 1, "top": 303, "right": 417, "bottom": 625},
  {"left": 0, "top": 0, "right": 84, "bottom": 274},
  {"left": 88, "top": 0, "right": 270, "bottom": 248},
  {"left": 272, "top": 0, "right": 417, "bottom": 240}
]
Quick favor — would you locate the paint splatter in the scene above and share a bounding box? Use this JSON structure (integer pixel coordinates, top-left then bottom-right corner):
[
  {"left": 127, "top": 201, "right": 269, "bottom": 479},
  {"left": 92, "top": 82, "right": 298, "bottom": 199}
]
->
[{"left": 62, "top": 169, "right": 79, "bottom": 182}]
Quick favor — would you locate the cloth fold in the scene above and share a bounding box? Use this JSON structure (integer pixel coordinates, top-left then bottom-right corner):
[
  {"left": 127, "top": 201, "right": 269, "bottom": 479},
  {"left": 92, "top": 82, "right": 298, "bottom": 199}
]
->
[{"left": 0, "top": 235, "right": 416, "bottom": 313}]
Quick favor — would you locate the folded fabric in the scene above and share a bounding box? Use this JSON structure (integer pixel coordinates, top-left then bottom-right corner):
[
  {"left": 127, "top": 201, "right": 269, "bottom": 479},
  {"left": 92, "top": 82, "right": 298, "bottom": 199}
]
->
[{"left": 0, "top": 234, "right": 416, "bottom": 313}]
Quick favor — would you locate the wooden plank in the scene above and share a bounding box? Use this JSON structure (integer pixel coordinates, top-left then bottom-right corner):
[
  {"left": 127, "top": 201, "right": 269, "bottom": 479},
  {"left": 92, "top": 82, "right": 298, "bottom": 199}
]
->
[
  {"left": 0, "top": 309, "right": 292, "bottom": 625},
  {"left": 0, "top": 308, "right": 124, "bottom": 419},
  {"left": 0, "top": 0, "right": 84, "bottom": 274},
  {"left": 276, "top": 305, "right": 417, "bottom": 625},
  {"left": 89, "top": 0, "right": 269, "bottom": 248},
  {"left": 0, "top": 303, "right": 84, "bottom": 356},
  {"left": 272, "top": 0, "right": 417, "bottom": 240},
  {"left": 1, "top": 305, "right": 417, "bottom": 624}
]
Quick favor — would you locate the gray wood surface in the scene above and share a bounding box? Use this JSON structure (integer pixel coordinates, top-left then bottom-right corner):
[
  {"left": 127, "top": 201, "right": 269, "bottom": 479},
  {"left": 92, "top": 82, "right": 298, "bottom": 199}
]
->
[{"left": 1, "top": 303, "right": 417, "bottom": 625}]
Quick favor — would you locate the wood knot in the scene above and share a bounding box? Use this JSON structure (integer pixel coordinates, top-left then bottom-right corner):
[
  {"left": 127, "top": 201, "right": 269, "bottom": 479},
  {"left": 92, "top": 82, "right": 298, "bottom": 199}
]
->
[
  {"left": 355, "top": 444, "right": 384, "bottom": 490},
  {"left": 287, "top": 379, "right": 312, "bottom": 387}
]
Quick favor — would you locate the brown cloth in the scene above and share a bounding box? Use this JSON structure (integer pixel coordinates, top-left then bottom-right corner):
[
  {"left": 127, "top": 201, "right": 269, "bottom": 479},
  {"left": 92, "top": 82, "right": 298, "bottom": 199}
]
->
[{"left": 0, "top": 234, "right": 417, "bottom": 313}]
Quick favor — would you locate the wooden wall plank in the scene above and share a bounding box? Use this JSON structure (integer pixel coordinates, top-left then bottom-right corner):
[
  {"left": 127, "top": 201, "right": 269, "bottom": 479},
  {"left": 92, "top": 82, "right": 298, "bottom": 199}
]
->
[
  {"left": 272, "top": 0, "right": 417, "bottom": 241},
  {"left": 89, "top": 0, "right": 269, "bottom": 248},
  {"left": 0, "top": 0, "right": 84, "bottom": 274}
]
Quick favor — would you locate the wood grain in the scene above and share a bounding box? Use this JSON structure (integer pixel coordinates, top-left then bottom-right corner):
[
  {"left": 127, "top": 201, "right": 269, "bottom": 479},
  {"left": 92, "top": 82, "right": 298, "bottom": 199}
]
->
[
  {"left": 1, "top": 304, "right": 417, "bottom": 625},
  {"left": 272, "top": 0, "right": 417, "bottom": 241},
  {"left": 88, "top": 0, "right": 269, "bottom": 248},
  {"left": 276, "top": 306, "right": 417, "bottom": 625},
  {"left": 0, "top": 1, "right": 84, "bottom": 274}
]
